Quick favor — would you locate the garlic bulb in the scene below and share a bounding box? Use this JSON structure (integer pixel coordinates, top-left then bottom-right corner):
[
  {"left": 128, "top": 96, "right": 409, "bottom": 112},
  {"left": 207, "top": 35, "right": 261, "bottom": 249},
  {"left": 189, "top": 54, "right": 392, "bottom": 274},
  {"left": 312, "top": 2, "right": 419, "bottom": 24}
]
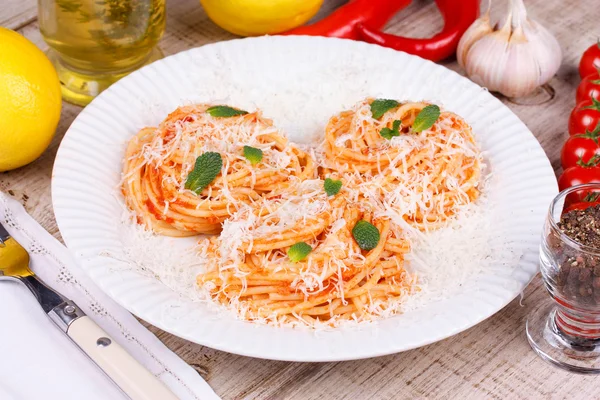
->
[{"left": 457, "top": 0, "right": 562, "bottom": 98}]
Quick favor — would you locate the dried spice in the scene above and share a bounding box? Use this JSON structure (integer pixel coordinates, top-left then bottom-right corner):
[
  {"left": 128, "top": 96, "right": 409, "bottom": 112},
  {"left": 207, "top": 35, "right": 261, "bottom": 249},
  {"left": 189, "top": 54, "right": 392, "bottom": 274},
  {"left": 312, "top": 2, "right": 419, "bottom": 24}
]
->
[
  {"left": 558, "top": 205, "right": 600, "bottom": 248},
  {"left": 552, "top": 204, "right": 600, "bottom": 305}
]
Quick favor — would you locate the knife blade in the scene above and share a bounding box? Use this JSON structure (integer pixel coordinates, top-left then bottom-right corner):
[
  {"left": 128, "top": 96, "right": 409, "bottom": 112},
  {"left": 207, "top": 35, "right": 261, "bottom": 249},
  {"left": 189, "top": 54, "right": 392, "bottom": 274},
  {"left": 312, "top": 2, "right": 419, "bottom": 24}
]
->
[{"left": 0, "top": 221, "right": 9, "bottom": 245}]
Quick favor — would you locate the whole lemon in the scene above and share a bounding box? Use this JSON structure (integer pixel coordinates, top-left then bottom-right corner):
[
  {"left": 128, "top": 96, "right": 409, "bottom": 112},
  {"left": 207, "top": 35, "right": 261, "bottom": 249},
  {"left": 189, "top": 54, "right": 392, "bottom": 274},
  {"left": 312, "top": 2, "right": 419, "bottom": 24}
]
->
[
  {"left": 0, "top": 27, "right": 62, "bottom": 172},
  {"left": 200, "top": 0, "right": 323, "bottom": 37}
]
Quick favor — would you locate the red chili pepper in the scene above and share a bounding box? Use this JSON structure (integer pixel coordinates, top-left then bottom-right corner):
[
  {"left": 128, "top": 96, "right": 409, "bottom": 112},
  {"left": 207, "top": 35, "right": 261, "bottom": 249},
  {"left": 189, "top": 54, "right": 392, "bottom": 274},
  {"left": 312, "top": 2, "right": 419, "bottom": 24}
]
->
[
  {"left": 281, "top": 0, "right": 412, "bottom": 41},
  {"left": 356, "top": 0, "right": 480, "bottom": 62}
]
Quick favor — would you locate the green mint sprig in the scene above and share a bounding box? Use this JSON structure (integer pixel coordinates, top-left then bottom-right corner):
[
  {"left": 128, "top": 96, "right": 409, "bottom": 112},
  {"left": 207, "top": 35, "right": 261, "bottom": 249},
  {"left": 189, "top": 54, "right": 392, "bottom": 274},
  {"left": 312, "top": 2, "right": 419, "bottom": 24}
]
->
[
  {"left": 288, "top": 242, "right": 312, "bottom": 262},
  {"left": 413, "top": 105, "right": 441, "bottom": 132},
  {"left": 380, "top": 120, "right": 402, "bottom": 140},
  {"left": 243, "top": 145, "right": 263, "bottom": 165},
  {"left": 324, "top": 178, "right": 342, "bottom": 196},
  {"left": 184, "top": 152, "right": 222, "bottom": 194},
  {"left": 370, "top": 99, "right": 399, "bottom": 119},
  {"left": 352, "top": 220, "right": 380, "bottom": 251},
  {"left": 207, "top": 105, "right": 248, "bottom": 117}
]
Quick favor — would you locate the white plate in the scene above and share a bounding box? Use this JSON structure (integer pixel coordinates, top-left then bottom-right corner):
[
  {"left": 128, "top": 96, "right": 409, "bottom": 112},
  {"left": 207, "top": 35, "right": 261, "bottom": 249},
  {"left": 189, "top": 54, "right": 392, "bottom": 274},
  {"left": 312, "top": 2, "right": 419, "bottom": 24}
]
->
[{"left": 52, "top": 36, "right": 557, "bottom": 361}]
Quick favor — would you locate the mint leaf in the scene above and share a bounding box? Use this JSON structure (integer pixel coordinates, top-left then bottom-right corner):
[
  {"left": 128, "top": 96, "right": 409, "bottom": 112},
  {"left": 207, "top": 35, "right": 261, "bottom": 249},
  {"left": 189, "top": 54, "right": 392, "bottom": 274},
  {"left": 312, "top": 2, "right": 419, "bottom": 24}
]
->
[
  {"left": 206, "top": 105, "right": 248, "bottom": 118},
  {"left": 380, "top": 120, "right": 402, "bottom": 140},
  {"left": 352, "top": 220, "right": 380, "bottom": 251},
  {"left": 184, "top": 152, "right": 222, "bottom": 194},
  {"left": 324, "top": 178, "right": 342, "bottom": 196},
  {"left": 243, "top": 145, "right": 263, "bottom": 165},
  {"left": 412, "top": 105, "right": 441, "bottom": 132},
  {"left": 287, "top": 242, "right": 312, "bottom": 262},
  {"left": 370, "top": 99, "right": 399, "bottom": 119}
]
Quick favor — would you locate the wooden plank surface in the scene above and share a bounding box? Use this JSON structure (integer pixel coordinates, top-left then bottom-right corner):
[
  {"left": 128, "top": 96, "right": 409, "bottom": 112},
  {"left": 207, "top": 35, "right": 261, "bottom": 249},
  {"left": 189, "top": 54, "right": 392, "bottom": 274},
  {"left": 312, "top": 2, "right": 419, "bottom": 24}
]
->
[
  {"left": 0, "top": 0, "right": 37, "bottom": 30},
  {"left": 2, "top": 0, "right": 600, "bottom": 398}
]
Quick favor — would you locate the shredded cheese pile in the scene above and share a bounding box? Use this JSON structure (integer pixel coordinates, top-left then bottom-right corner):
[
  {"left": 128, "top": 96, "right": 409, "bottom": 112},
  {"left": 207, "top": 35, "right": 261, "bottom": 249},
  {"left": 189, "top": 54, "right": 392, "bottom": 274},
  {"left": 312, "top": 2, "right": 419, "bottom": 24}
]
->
[
  {"left": 323, "top": 99, "right": 481, "bottom": 231},
  {"left": 197, "top": 179, "right": 416, "bottom": 327},
  {"left": 121, "top": 104, "right": 315, "bottom": 236},
  {"left": 117, "top": 99, "right": 493, "bottom": 328}
]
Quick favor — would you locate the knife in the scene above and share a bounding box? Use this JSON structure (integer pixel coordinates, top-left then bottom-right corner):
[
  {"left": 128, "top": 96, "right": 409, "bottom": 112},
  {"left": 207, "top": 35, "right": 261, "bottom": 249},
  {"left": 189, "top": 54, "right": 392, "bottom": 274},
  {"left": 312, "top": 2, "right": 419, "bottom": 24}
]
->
[{"left": 0, "top": 222, "right": 178, "bottom": 400}]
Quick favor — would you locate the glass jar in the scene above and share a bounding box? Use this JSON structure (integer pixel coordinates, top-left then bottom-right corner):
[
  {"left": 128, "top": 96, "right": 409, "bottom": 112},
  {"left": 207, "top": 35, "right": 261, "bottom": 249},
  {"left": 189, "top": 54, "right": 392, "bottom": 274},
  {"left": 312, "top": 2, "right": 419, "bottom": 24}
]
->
[
  {"left": 38, "top": 0, "right": 166, "bottom": 106},
  {"left": 527, "top": 183, "right": 600, "bottom": 373}
]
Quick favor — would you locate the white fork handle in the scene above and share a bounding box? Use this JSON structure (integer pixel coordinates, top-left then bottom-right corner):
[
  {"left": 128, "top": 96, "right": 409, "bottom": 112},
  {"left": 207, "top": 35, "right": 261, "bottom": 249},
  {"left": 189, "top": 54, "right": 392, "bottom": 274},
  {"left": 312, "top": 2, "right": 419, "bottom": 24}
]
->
[{"left": 67, "top": 316, "right": 178, "bottom": 400}]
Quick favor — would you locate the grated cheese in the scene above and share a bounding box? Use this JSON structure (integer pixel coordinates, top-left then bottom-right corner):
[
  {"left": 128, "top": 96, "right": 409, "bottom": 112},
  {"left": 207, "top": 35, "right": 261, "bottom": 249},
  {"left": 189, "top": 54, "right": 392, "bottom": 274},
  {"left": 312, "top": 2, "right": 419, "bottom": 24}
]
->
[{"left": 109, "top": 99, "right": 521, "bottom": 330}]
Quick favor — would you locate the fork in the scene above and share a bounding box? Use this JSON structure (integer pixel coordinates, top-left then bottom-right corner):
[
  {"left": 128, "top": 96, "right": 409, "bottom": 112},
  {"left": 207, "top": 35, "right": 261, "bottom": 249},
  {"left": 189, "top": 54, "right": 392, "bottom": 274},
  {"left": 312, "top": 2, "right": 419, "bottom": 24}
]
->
[{"left": 0, "top": 222, "right": 178, "bottom": 400}]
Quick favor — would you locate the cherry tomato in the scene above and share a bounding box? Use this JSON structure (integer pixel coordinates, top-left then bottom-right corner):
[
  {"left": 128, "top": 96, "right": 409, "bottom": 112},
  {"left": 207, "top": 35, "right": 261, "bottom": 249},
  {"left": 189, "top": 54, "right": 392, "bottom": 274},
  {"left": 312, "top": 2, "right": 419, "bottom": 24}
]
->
[
  {"left": 569, "top": 98, "right": 600, "bottom": 135},
  {"left": 576, "top": 74, "right": 600, "bottom": 104},
  {"left": 579, "top": 41, "right": 600, "bottom": 79},
  {"left": 558, "top": 165, "right": 600, "bottom": 205},
  {"left": 561, "top": 128, "right": 600, "bottom": 170}
]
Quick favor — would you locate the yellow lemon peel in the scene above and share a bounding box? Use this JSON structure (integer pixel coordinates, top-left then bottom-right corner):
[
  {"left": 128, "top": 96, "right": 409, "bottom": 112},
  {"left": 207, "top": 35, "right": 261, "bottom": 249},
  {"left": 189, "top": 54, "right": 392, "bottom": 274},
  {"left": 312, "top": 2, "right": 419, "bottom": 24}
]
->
[
  {"left": 0, "top": 27, "right": 62, "bottom": 171},
  {"left": 200, "top": 0, "right": 323, "bottom": 37}
]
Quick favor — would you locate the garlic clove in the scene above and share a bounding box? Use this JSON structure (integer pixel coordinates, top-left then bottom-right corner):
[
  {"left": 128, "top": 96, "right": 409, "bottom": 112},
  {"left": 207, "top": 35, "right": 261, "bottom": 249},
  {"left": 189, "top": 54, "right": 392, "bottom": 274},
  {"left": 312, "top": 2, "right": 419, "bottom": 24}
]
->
[
  {"left": 464, "top": 16, "right": 514, "bottom": 91},
  {"left": 457, "top": 10, "right": 492, "bottom": 68},
  {"left": 522, "top": 20, "right": 562, "bottom": 86},
  {"left": 464, "top": 34, "right": 510, "bottom": 93},
  {"left": 503, "top": 26, "right": 540, "bottom": 97}
]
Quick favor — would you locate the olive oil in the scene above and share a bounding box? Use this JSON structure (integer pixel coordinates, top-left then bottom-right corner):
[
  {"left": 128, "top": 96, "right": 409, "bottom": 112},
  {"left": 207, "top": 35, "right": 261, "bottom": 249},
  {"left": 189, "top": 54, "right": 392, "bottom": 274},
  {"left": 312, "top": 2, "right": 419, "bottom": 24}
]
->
[{"left": 38, "top": 0, "right": 166, "bottom": 105}]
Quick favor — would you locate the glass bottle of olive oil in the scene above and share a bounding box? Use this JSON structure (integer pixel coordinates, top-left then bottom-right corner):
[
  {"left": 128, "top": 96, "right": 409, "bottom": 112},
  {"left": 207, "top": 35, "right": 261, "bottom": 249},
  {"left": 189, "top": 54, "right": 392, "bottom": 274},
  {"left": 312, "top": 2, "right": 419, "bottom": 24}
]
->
[{"left": 38, "top": 0, "right": 166, "bottom": 106}]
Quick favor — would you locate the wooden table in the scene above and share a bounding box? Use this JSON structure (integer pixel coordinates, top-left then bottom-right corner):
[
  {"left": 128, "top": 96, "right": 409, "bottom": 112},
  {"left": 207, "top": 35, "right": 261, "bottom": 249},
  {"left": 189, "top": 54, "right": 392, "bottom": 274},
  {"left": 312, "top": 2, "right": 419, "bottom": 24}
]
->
[{"left": 2, "top": 0, "right": 599, "bottom": 398}]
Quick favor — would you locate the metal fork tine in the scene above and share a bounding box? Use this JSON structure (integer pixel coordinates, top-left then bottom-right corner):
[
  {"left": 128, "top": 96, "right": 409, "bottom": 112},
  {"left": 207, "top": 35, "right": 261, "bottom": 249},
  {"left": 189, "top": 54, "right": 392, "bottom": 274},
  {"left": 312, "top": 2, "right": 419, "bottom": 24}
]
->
[{"left": 0, "top": 221, "right": 66, "bottom": 309}]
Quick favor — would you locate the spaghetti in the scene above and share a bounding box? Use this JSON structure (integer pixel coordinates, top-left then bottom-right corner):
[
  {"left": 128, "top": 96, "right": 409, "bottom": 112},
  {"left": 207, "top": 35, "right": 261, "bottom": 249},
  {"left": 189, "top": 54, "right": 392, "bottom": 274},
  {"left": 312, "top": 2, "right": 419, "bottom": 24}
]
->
[
  {"left": 122, "top": 104, "right": 315, "bottom": 236},
  {"left": 121, "top": 99, "right": 484, "bottom": 327},
  {"left": 196, "top": 179, "right": 415, "bottom": 326},
  {"left": 323, "top": 99, "right": 482, "bottom": 229}
]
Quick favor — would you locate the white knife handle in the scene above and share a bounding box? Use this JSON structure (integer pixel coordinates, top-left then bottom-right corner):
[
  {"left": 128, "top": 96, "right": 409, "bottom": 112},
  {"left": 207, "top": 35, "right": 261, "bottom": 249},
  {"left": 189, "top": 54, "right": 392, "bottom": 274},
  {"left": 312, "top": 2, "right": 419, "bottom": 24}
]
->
[{"left": 67, "top": 316, "right": 178, "bottom": 400}]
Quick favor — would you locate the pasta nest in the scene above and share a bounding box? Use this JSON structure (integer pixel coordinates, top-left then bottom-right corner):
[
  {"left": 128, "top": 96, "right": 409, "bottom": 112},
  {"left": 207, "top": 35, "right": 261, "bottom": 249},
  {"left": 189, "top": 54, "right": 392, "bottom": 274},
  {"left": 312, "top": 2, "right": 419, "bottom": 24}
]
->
[
  {"left": 197, "top": 179, "right": 415, "bottom": 326},
  {"left": 122, "top": 104, "right": 315, "bottom": 236},
  {"left": 323, "top": 99, "right": 481, "bottom": 229}
]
